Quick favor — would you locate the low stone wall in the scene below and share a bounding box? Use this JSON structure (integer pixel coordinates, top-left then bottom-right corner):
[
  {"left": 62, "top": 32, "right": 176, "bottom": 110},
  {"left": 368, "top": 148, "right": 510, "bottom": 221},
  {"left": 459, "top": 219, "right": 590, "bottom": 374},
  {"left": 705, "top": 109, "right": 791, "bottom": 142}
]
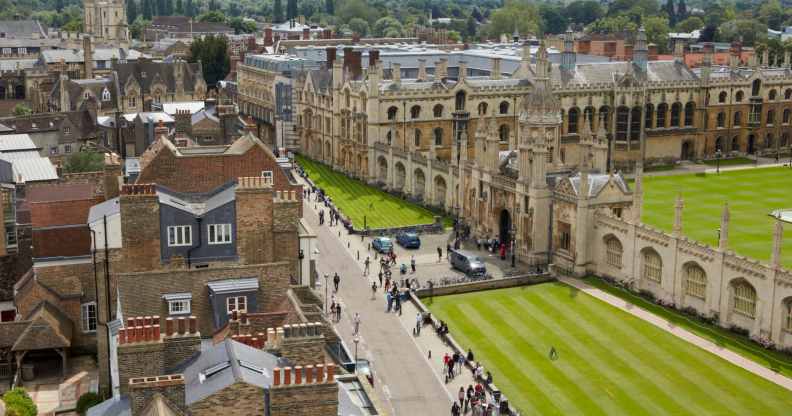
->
[{"left": 414, "top": 273, "right": 555, "bottom": 298}]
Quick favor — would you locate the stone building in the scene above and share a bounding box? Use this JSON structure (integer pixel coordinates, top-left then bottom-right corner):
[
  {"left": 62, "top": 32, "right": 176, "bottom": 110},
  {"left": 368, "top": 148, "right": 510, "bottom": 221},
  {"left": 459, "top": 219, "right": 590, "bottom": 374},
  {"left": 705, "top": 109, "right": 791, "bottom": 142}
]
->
[
  {"left": 289, "top": 32, "right": 792, "bottom": 350},
  {"left": 83, "top": 0, "right": 128, "bottom": 44}
]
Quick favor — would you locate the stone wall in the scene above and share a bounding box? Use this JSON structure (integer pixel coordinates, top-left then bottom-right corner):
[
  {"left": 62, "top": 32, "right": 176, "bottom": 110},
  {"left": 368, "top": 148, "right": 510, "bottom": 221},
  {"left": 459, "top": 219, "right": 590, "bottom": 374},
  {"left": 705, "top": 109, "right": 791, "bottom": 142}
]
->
[
  {"left": 414, "top": 274, "right": 555, "bottom": 298},
  {"left": 268, "top": 365, "right": 338, "bottom": 416},
  {"left": 191, "top": 381, "right": 266, "bottom": 416}
]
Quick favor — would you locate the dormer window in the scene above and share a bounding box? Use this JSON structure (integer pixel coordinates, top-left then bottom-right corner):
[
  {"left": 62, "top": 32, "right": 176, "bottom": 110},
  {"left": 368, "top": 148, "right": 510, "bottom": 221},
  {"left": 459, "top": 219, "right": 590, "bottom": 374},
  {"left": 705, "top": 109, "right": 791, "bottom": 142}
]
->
[
  {"left": 261, "top": 170, "right": 273, "bottom": 184},
  {"left": 167, "top": 225, "right": 192, "bottom": 246},
  {"left": 163, "top": 293, "right": 192, "bottom": 315},
  {"left": 208, "top": 224, "right": 232, "bottom": 244},
  {"left": 226, "top": 296, "right": 247, "bottom": 314},
  {"left": 102, "top": 88, "right": 111, "bottom": 101}
]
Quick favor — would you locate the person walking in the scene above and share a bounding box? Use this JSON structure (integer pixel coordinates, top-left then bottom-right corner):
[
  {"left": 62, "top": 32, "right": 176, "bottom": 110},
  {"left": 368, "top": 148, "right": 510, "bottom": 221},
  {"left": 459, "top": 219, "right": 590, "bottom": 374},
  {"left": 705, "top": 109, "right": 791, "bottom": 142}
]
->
[
  {"left": 451, "top": 401, "right": 461, "bottom": 416},
  {"left": 352, "top": 312, "right": 361, "bottom": 335},
  {"left": 333, "top": 272, "right": 340, "bottom": 292},
  {"left": 410, "top": 255, "right": 416, "bottom": 273},
  {"left": 364, "top": 257, "right": 370, "bottom": 276},
  {"left": 456, "top": 352, "right": 465, "bottom": 376},
  {"left": 437, "top": 246, "right": 443, "bottom": 262},
  {"left": 378, "top": 270, "right": 383, "bottom": 287},
  {"left": 458, "top": 387, "right": 465, "bottom": 410},
  {"left": 371, "top": 281, "right": 377, "bottom": 299},
  {"left": 335, "top": 302, "right": 342, "bottom": 322},
  {"left": 415, "top": 312, "right": 422, "bottom": 335}
]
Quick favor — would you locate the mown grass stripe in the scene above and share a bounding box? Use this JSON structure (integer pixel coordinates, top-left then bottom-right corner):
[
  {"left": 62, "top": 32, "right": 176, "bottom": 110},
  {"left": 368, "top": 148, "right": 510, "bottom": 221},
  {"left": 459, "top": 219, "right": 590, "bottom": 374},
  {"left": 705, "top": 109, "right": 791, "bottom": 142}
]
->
[
  {"left": 528, "top": 289, "right": 742, "bottom": 416},
  {"left": 442, "top": 303, "right": 548, "bottom": 415},
  {"left": 484, "top": 297, "right": 635, "bottom": 416}
]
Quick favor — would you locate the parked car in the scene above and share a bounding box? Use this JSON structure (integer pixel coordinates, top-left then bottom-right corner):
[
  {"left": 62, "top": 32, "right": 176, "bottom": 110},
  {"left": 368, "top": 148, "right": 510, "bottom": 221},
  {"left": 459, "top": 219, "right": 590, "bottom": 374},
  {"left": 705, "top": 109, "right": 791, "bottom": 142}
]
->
[
  {"left": 396, "top": 232, "right": 421, "bottom": 249},
  {"left": 448, "top": 249, "right": 487, "bottom": 277},
  {"left": 372, "top": 237, "right": 393, "bottom": 253}
]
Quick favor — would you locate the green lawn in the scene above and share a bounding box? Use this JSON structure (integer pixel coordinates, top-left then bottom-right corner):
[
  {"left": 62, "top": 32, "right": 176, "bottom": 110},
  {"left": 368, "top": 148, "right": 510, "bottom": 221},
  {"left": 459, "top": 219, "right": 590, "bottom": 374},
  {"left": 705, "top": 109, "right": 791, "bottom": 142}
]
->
[
  {"left": 585, "top": 276, "right": 792, "bottom": 378},
  {"left": 296, "top": 155, "right": 444, "bottom": 229},
  {"left": 642, "top": 167, "right": 792, "bottom": 269},
  {"left": 429, "top": 284, "right": 792, "bottom": 415}
]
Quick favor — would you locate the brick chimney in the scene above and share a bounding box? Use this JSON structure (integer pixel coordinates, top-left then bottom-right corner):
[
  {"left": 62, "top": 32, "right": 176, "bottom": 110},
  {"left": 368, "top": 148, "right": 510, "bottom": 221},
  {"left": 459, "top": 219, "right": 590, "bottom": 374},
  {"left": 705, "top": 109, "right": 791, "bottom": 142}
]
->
[
  {"left": 154, "top": 120, "right": 169, "bottom": 140},
  {"left": 323, "top": 29, "right": 332, "bottom": 39},
  {"left": 128, "top": 375, "right": 186, "bottom": 416},
  {"left": 352, "top": 33, "right": 361, "bottom": 43},
  {"left": 368, "top": 50, "right": 379, "bottom": 68},
  {"left": 268, "top": 363, "right": 339, "bottom": 416},
  {"left": 120, "top": 184, "right": 161, "bottom": 272},
  {"left": 326, "top": 47, "right": 337, "bottom": 69},
  {"left": 264, "top": 28, "right": 273, "bottom": 46},
  {"left": 83, "top": 35, "right": 93, "bottom": 79},
  {"left": 302, "top": 28, "right": 310, "bottom": 40},
  {"left": 174, "top": 109, "right": 192, "bottom": 137}
]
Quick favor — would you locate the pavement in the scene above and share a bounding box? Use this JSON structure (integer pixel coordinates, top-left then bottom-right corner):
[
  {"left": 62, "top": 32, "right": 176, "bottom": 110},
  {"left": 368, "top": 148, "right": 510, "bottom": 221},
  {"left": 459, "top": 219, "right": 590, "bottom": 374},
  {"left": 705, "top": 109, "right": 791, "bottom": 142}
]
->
[{"left": 560, "top": 276, "right": 792, "bottom": 392}]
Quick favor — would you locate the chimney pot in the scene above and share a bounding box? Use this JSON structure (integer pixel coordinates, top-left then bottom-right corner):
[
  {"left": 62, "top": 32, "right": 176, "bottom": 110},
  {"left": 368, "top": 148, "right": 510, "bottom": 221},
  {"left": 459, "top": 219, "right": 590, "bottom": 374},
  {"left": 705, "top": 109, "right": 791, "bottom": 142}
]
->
[
  {"left": 315, "top": 364, "right": 324, "bottom": 383},
  {"left": 152, "top": 316, "right": 160, "bottom": 326},
  {"left": 326, "top": 363, "right": 335, "bottom": 382},
  {"left": 305, "top": 365, "right": 314, "bottom": 383},
  {"left": 142, "top": 325, "right": 151, "bottom": 342},
  {"left": 284, "top": 367, "right": 292, "bottom": 385},
  {"left": 144, "top": 316, "right": 152, "bottom": 326},
  {"left": 135, "top": 316, "right": 144, "bottom": 327},
  {"left": 135, "top": 326, "right": 144, "bottom": 342},
  {"left": 189, "top": 316, "right": 197, "bottom": 334},
  {"left": 153, "top": 324, "right": 160, "bottom": 340},
  {"left": 177, "top": 317, "right": 186, "bottom": 335},
  {"left": 294, "top": 366, "right": 303, "bottom": 384},
  {"left": 273, "top": 367, "right": 281, "bottom": 386},
  {"left": 127, "top": 317, "right": 135, "bottom": 328},
  {"left": 165, "top": 318, "right": 174, "bottom": 336}
]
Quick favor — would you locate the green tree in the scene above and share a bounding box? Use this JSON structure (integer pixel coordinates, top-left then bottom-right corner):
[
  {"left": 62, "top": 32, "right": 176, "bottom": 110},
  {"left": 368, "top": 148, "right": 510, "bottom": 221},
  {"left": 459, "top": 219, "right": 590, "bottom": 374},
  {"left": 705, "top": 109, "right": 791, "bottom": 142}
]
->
[
  {"left": 2, "top": 388, "right": 37, "bottom": 416},
  {"left": 185, "top": 0, "right": 193, "bottom": 17},
  {"left": 675, "top": 16, "right": 703, "bottom": 33},
  {"left": 677, "top": 0, "right": 687, "bottom": 21},
  {"left": 197, "top": 10, "right": 226, "bottom": 23},
  {"left": 55, "top": 0, "right": 64, "bottom": 12},
  {"left": 325, "top": 0, "right": 334, "bottom": 15},
  {"left": 717, "top": 19, "right": 768, "bottom": 46},
  {"left": 76, "top": 392, "right": 102, "bottom": 416},
  {"left": 229, "top": 17, "right": 256, "bottom": 34},
  {"left": 273, "top": 0, "right": 284, "bottom": 22},
  {"left": 287, "top": 0, "right": 297, "bottom": 20},
  {"left": 130, "top": 16, "right": 151, "bottom": 39},
  {"left": 465, "top": 15, "right": 477, "bottom": 40},
  {"left": 209, "top": 0, "right": 218, "bottom": 11},
  {"left": 143, "top": 0, "right": 152, "bottom": 20},
  {"left": 348, "top": 17, "right": 369, "bottom": 36},
  {"left": 13, "top": 104, "right": 31, "bottom": 116},
  {"left": 664, "top": 0, "right": 676, "bottom": 26},
  {"left": 373, "top": 16, "right": 402, "bottom": 37},
  {"left": 62, "top": 18, "right": 82, "bottom": 32},
  {"left": 164, "top": 0, "right": 173, "bottom": 15},
  {"left": 539, "top": 4, "right": 567, "bottom": 35},
  {"left": 156, "top": 0, "right": 165, "bottom": 15},
  {"left": 565, "top": 1, "right": 603, "bottom": 27},
  {"left": 64, "top": 151, "right": 105, "bottom": 173},
  {"left": 127, "top": 0, "right": 138, "bottom": 23},
  {"left": 586, "top": 15, "right": 638, "bottom": 34},
  {"left": 337, "top": 0, "right": 377, "bottom": 24},
  {"left": 758, "top": 0, "right": 784, "bottom": 30},
  {"left": 447, "top": 30, "right": 461, "bottom": 43},
  {"left": 484, "top": 0, "right": 541, "bottom": 40},
  {"left": 175, "top": 0, "right": 183, "bottom": 14},
  {"left": 189, "top": 35, "right": 230, "bottom": 86},
  {"left": 644, "top": 16, "right": 671, "bottom": 53}
]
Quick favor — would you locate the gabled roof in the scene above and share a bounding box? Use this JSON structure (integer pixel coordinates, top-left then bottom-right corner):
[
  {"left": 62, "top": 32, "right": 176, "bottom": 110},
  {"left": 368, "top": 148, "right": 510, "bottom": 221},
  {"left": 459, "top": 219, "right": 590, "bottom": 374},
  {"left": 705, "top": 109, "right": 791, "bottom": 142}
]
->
[
  {"left": 11, "top": 301, "right": 73, "bottom": 352},
  {"left": 0, "top": 133, "right": 37, "bottom": 152},
  {"left": 175, "top": 339, "right": 286, "bottom": 405},
  {"left": 88, "top": 197, "right": 120, "bottom": 224},
  {"left": 206, "top": 277, "right": 259, "bottom": 295},
  {"left": 156, "top": 181, "right": 237, "bottom": 216},
  {"left": 115, "top": 60, "right": 203, "bottom": 95},
  {"left": 568, "top": 173, "right": 630, "bottom": 198},
  {"left": 140, "top": 393, "right": 185, "bottom": 416}
]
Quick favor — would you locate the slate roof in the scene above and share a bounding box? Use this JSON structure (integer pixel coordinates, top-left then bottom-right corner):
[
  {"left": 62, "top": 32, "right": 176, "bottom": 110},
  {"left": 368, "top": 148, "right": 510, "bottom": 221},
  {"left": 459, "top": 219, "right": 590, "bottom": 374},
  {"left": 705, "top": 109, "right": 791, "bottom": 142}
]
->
[
  {"left": 568, "top": 173, "right": 630, "bottom": 198},
  {"left": 0, "top": 156, "right": 58, "bottom": 183},
  {"left": 88, "top": 197, "right": 120, "bottom": 224},
  {"left": 191, "top": 109, "right": 218, "bottom": 125},
  {"left": 156, "top": 180, "right": 237, "bottom": 216},
  {"left": 0, "top": 134, "right": 37, "bottom": 152},
  {"left": 552, "top": 60, "right": 699, "bottom": 86},
  {"left": 115, "top": 60, "right": 203, "bottom": 95},
  {"left": 174, "top": 339, "right": 287, "bottom": 405},
  {"left": 149, "top": 16, "right": 234, "bottom": 34},
  {"left": 0, "top": 159, "right": 12, "bottom": 183},
  {"left": 0, "top": 59, "right": 37, "bottom": 71},
  {"left": 206, "top": 277, "right": 259, "bottom": 295},
  {"left": 86, "top": 396, "right": 131, "bottom": 416},
  {"left": 0, "top": 20, "right": 47, "bottom": 38},
  {"left": 3, "top": 111, "right": 98, "bottom": 140},
  {"left": 40, "top": 48, "right": 145, "bottom": 64},
  {"left": 49, "top": 77, "right": 119, "bottom": 115},
  {"left": 162, "top": 101, "right": 205, "bottom": 115},
  {"left": 140, "top": 393, "right": 185, "bottom": 416}
]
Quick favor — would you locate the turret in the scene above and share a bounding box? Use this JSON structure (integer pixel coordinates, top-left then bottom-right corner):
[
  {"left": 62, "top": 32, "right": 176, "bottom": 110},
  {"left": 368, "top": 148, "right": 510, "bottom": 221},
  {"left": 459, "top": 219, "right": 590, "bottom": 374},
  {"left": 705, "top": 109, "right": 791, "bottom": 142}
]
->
[
  {"left": 633, "top": 27, "right": 648, "bottom": 73},
  {"left": 560, "top": 27, "right": 576, "bottom": 72},
  {"left": 719, "top": 202, "right": 730, "bottom": 251}
]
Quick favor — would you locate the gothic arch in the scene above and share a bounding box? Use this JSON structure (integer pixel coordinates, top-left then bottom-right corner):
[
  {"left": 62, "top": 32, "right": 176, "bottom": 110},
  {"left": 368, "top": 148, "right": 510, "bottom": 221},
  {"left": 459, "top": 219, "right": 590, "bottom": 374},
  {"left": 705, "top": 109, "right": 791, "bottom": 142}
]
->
[
  {"left": 682, "top": 261, "right": 707, "bottom": 300},
  {"left": 730, "top": 278, "right": 758, "bottom": 319},
  {"left": 413, "top": 168, "right": 426, "bottom": 200},
  {"left": 640, "top": 247, "right": 662, "bottom": 283},
  {"left": 434, "top": 175, "right": 447, "bottom": 207},
  {"left": 394, "top": 162, "right": 406, "bottom": 190},
  {"left": 603, "top": 234, "right": 623, "bottom": 269},
  {"left": 377, "top": 156, "right": 388, "bottom": 183}
]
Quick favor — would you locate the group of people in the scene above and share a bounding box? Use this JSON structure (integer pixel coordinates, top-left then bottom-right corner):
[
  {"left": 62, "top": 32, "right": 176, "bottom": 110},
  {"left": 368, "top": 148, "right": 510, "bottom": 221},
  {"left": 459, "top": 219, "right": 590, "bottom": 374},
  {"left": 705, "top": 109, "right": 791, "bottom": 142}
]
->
[
  {"left": 385, "top": 281, "right": 403, "bottom": 314},
  {"left": 452, "top": 382, "right": 497, "bottom": 416},
  {"left": 318, "top": 208, "right": 342, "bottom": 226},
  {"left": 475, "top": 236, "right": 512, "bottom": 260},
  {"left": 442, "top": 351, "right": 466, "bottom": 382}
]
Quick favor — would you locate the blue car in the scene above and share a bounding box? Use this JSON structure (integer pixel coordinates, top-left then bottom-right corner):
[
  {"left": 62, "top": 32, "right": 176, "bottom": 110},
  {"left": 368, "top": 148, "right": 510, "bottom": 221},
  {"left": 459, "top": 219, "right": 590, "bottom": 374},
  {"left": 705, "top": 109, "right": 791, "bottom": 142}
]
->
[
  {"left": 372, "top": 237, "right": 393, "bottom": 253},
  {"left": 396, "top": 232, "right": 421, "bottom": 249}
]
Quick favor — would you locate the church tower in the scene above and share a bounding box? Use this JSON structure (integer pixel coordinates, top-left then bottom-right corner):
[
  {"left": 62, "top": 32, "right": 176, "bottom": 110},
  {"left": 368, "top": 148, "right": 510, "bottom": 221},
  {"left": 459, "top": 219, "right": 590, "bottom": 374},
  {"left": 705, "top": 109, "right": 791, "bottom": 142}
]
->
[{"left": 84, "top": 0, "right": 129, "bottom": 45}]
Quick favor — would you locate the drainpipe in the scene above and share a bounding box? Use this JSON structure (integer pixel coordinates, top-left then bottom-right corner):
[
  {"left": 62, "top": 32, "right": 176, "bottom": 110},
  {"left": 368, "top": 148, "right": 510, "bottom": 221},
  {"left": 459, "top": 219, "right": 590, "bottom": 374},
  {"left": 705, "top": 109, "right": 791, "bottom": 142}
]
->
[{"left": 186, "top": 217, "right": 203, "bottom": 268}]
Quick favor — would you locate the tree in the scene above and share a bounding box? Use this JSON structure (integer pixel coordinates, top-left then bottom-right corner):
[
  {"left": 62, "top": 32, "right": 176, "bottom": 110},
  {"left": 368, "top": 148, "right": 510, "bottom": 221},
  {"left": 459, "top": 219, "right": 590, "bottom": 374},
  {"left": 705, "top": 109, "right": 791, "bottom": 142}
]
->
[
  {"left": 539, "top": 4, "right": 567, "bottom": 35},
  {"left": 717, "top": 19, "right": 768, "bottom": 46},
  {"left": 127, "top": 0, "right": 138, "bottom": 23},
  {"left": 677, "top": 0, "right": 687, "bottom": 21},
  {"left": 229, "top": 17, "right": 256, "bottom": 34},
  {"left": 209, "top": 0, "right": 218, "bottom": 11},
  {"left": 62, "top": 18, "right": 83, "bottom": 32},
  {"left": 465, "top": 15, "right": 477, "bottom": 40},
  {"left": 76, "top": 392, "right": 102, "bottom": 416},
  {"left": 185, "top": 0, "right": 193, "bottom": 17},
  {"left": 273, "top": 0, "right": 284, "bottom": 23},
  {"left": 157, "top": 0, "right": 165, "bottom": 16},
  {"left": 164, "top": 0, "right": 173, "bottom": 15},
  {"left": 143, "top": 0, "right": 152, "bottom": 20},
  {"left": 484, "top": 0, "right": 541, "bottom": 40},
  {"left": 565, "top": 1, "right": 603, "bottom": 27},
  {"left": 130, "top": 16, "right": 151, "bottom": 39},
  {"left": 55, "top": 0, "right": 64, "bottom": 12},
  {"left": 586, "top": 15, "right": 637, "bottom": 34},
  {"left": 348, "top": 17, "right": 369, "bottom": 36},
  {"left": 675, "top": 16, "right": 703, "bottom": 33},
  {"left": 758, "top": 0, "right": 784, "bottom": 30},
  {"left": 325, "top": 0, "right": 334, "bottom": 15},
  {"left": 64, "top": 151, "right": 105, "bottom": 173},
  {"left": 337, "top": 0, "right": 376, "bottom": 24},
  {"left": 175, "top": 0, "right": 183, "bottom": 15},
  {"left": 287, "top": 0, "right": 297, "bottom": 20},
  {"left": 644, "top": 16, "right": 671, "bottom": 53},
  {"left": 13, "top": 104, "right": 31, "bottom": 116},
  {"left": 197, "top": 10, "right": 226, "bottom": 23},
  {"left": 471, "top": 7, "right": 483, "bottom": 23},
  {"left": 2, "top": 388, "right": 37, "bottom": 416},
  {"left": 189, "top": 35, "right": 230, "bottom": 86},
  {"left": 664, "top": 0, "right": 676, "bottom": 26},
  {"left": 373, "top": 16, "right": 402, "bottom": 37}
]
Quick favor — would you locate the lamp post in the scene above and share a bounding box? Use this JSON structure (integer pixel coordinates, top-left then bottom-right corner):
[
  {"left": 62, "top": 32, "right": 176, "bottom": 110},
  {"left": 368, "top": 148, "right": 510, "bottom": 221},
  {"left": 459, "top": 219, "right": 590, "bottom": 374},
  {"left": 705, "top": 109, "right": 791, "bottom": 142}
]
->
[
  {"left": 353, "top": 335, "right": 360, "bottom": 372},
  {"left": 715, "top": 149, "right": 722, "bottom": 175},
  {"left": 510, "top": 225, "right": 516, "bottom": 268},
  {"left": 323, "top": 273, "right": 329, "bottom": 315}
]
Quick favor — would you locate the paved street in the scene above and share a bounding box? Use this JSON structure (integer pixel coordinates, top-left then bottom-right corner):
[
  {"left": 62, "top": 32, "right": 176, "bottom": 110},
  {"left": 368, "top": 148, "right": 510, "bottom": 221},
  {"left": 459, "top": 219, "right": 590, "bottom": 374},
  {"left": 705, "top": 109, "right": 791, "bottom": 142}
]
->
[{"left": 303, "top": 195, "right": 458, "bottom": 415}]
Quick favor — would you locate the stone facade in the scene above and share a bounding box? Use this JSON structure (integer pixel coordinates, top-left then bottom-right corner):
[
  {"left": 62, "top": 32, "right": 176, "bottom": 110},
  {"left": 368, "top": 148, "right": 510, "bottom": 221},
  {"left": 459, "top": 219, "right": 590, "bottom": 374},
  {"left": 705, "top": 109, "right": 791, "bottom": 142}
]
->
[{"left": 84, "top": 0, "right": 128, "bottom": 44}]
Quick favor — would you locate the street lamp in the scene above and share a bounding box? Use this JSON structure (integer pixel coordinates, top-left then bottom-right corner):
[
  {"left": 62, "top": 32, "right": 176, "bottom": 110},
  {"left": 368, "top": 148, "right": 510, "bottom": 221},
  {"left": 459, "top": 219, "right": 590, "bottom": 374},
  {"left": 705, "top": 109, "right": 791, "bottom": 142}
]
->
[
  {"left": 510, "top": 225, "right": 516, "bottom": 268},
  {"left": 715, "top": 149, "right": 722, "bottom": 175},
  {"left": 324, "top": 273, "right": 329, "bottom": 315},
  {"left": 353, "top": 335, "right": 360, "bottom": 373}
]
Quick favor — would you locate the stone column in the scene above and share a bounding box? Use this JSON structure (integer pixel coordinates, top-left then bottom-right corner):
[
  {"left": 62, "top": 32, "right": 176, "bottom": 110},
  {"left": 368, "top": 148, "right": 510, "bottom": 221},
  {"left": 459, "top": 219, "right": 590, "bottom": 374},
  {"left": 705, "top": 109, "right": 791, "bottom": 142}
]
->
[
  {"left": 771, "top": 217, "right": 784, "bottom": 268},
  {"left": 673, "top": 194, "right": 684, "bottom": 237},
  {"left": 719, "top": 202, "right": 730, "bottom": 251}
]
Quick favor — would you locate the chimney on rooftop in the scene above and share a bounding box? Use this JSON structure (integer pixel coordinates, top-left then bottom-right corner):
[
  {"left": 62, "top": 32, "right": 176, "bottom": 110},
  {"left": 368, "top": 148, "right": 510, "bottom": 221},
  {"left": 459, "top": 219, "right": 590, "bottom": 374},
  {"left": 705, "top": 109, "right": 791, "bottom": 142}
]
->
[
  {"left": 369, "top": 50, "right": 380, "bottom": 68},
  {"left": 352, "top": 33, "right": 361, "bottom": 44},
  {"left": 302, "top": 28, "right": 310, "bottom": 40},
  {"left": 326, "top": 47, "right": 336, "bottom": 69}
]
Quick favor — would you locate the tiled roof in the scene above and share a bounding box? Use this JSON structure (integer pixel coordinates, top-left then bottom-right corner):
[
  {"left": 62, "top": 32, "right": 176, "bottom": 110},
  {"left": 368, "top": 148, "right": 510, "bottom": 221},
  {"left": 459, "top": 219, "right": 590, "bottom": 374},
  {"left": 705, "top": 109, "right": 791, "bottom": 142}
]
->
[
  {"left": 568, "top": 173, "right": 630, "bottom": 198},
  {"left": 11, "top": 301, "right": 73, "bottom": 351},
  {"left": 29, "top": 183, "right": 95, "bottom": 204},
  {"left": 0, "top": 20, "right": 46, "bottom": 37},
  {"left": 0, "top": 133, "right": 37, "bottom": 152},
  {"left": 116, "top": 60, "right": 203, "bottom": 95}
]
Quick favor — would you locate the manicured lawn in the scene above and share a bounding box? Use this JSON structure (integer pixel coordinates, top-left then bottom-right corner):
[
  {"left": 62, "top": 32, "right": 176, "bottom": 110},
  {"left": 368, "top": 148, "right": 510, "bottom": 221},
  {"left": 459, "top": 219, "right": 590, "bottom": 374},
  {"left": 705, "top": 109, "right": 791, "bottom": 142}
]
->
[
  {"left": 586, "top": 276, "right": 792, "bottom": 378},
  {"left": 642, "top": 167, "right": 792, "bottom": 269},
  {"left": 296, "top": 155, "right": 444, "bottom": 229},
  {"left": 429, "top": 284, "right": 792, "bottom": 415},
  {"left": 701, "top": 157, "right": 755, "bottom": 166}
]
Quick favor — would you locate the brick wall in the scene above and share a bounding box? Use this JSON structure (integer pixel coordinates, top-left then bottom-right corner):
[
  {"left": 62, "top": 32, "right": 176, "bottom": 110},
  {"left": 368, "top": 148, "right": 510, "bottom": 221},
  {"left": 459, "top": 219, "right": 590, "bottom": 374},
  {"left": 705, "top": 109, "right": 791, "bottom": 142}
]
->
[
  {"left": 190, "top": 381, "right": 266, "bottom": 416},
  {"left": 117, "top": 341, "right": 165, "bottom": 394},
  {"left": 119, "top": 187, "right": 162, "bottom": 272},
  {"left": 128, "top": 374, "right": 186, "bottom": 416},
  {"left": 268, "top": 365, "right": 338, "bottom": 416},
  {"left": 236, "top": 186, "right": 274, "bottom": 265},
  {"left": 280, "top": 337, "right": 325, "bottom": 367}
]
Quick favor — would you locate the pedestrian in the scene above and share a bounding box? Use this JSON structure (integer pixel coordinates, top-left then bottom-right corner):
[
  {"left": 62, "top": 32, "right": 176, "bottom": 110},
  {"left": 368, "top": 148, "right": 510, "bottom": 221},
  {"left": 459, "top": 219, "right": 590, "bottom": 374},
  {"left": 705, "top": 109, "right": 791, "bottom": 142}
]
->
[
  {"left": 500, "top": 243, "right": 506, "bottom": 260},
  {"left": 437, "top": 246, "right": 442, "bottom": 262},
  {"left": 329, "top": 302, "right": 336, "bottom": 319},
  {"left": 384, "top": 277, "right": 390, "bottom": 292},
  {"left": 335, "top": 302, "right": 342, "bottom": 322},
  {"left": 371, "top": 281, "right": 377, "bottom": 299},
  {"left": 386, "top": 292, "right": 392, "bottom": 312},
  {"left": 378, "top": 270, "right": 383, "bottom": 287},
  {"left": 364, "top": 257, "right": 370, "bottom": 276},
  {"left": 415, "top": 312, "right": 422, "bottom": 335},
  {"left": 353, "top": 312, "right": 361, "bottom": 335},
  {"left": 451, "top": 401, "right": 461, "bottom": 416},
  {"left": 456, "top": 353, "right": 465, "bottom": 375},
  {"left": 333, "top": 272, "right": 340, "bottom": 292},
  {"left": 465, "top": 385, "right": 474, "bottom": 412},
  {"left": 467, "top": 348, "right": 475, "bottom": 364},
  {"left": 410, "top": 255, "right": 416, "bottom": 273},
  {"left": 458, "top": 387, "right": 465, "bottom": 409}
]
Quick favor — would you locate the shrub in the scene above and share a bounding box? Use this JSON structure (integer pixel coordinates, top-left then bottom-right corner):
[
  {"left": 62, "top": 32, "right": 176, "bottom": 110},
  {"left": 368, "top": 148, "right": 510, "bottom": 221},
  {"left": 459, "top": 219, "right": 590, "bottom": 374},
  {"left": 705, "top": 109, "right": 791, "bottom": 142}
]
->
[
  {"left": 2, "top": 388, "right": 37, "bottom": 416},
  {"left": 76, "top": 392, "right": 102, "bottom": 415}
]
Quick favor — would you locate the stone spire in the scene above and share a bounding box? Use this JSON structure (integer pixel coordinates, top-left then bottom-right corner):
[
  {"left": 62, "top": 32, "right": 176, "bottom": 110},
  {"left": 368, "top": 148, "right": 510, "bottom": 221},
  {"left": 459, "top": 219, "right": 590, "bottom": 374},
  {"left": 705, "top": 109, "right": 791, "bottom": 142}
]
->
[
  {"left": 417, "top": 59, "right": 427, "bottom": 81},
  {"left": 535, "top": 40, "right": 549, "bottom": 79},
  {"left": 579, "top": 111, "right": 593, "bottom": 170},
  {"left": 771, "top": 216, "right": 784, "bottom": 268},
  {"left": 673, "top": 194, "right": 684, "bottom": 237},
  {"left": 579, "top": 170, "right": 590, "bottom": 201},
  {"left": 632, "top": 165, "right": 643, "bottom": 224},
  {"left": 719, "top": 202, "right": 730, "bottom": 251},
  {"left": 633, "top": 26, "right": 648, "bottom": 73},
  {"left": 560, "top": 27, "right": 576, "bottom": 72},
  {"left": 593, "top": 113, "right": 608, "bottom": 172}
]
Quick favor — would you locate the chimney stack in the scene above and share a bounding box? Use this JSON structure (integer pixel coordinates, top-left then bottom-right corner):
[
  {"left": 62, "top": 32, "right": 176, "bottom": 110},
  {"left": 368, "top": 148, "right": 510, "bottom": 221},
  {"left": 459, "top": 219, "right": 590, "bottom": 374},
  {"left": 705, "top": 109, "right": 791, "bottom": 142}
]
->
[
  {"left": 417, "top": 59, "right": 427, "bottom": 81},
  {"left": 302, "top": 28, "right": 310, "bottom": 40},
  {"left": 264, "top": 28, "right": 273, "bottom": 47},
  {"left": 369, "top": 50, "right": 379, "bottom": 68},
  {"left": 436, "top": 58, "right": 448, "bottom": 81},
  {"left": 326, "top": 47, "right": 337, "bottom": 68},
  {"left": 391, "top": 63, "right": 401, "bottom": 84},
  {"left": 457, "top": 60, "right": 467, "bottom": 81},
  {"left": 491, "top": 57, "right": 501, "bottom": 80}
]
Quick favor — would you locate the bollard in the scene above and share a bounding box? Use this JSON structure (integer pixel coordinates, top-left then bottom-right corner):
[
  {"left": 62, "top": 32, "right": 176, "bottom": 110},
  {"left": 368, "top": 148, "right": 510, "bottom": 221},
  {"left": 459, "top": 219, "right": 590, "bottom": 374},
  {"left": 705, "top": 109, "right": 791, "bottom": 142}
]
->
[
  {"left": 348, "top": 242, "right": 350, "bottom": 248},
  {"left": 338, "top": 231, "right": 341, "bottom": 237},
  {"left": 428, "top": 350, "right": 431, "bottom": 359},
  {"left": 357, "top": 250, "right": 359, "bottom": 260}
]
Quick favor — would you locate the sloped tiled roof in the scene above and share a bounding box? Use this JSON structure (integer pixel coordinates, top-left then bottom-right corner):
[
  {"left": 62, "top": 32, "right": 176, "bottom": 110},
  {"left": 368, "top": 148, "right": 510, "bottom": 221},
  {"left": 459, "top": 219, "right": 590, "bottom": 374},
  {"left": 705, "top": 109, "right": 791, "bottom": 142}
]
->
[
  {"left": 116, "top": 60, "right": 203, "bottom": 94},
  {"left": 11, "top": 301, "right": 73, "bottom": 351}
]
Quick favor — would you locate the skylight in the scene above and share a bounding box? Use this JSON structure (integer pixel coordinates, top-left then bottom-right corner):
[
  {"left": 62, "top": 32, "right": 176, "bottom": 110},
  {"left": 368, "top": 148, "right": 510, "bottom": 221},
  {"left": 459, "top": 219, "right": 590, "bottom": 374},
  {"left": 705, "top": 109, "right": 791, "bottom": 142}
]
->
[
  {"left": 238, "top": 360, "right": 266, "bottom": 375},
  {"left": 199, "top": 361, "right": 230, "bottom": 383}
]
